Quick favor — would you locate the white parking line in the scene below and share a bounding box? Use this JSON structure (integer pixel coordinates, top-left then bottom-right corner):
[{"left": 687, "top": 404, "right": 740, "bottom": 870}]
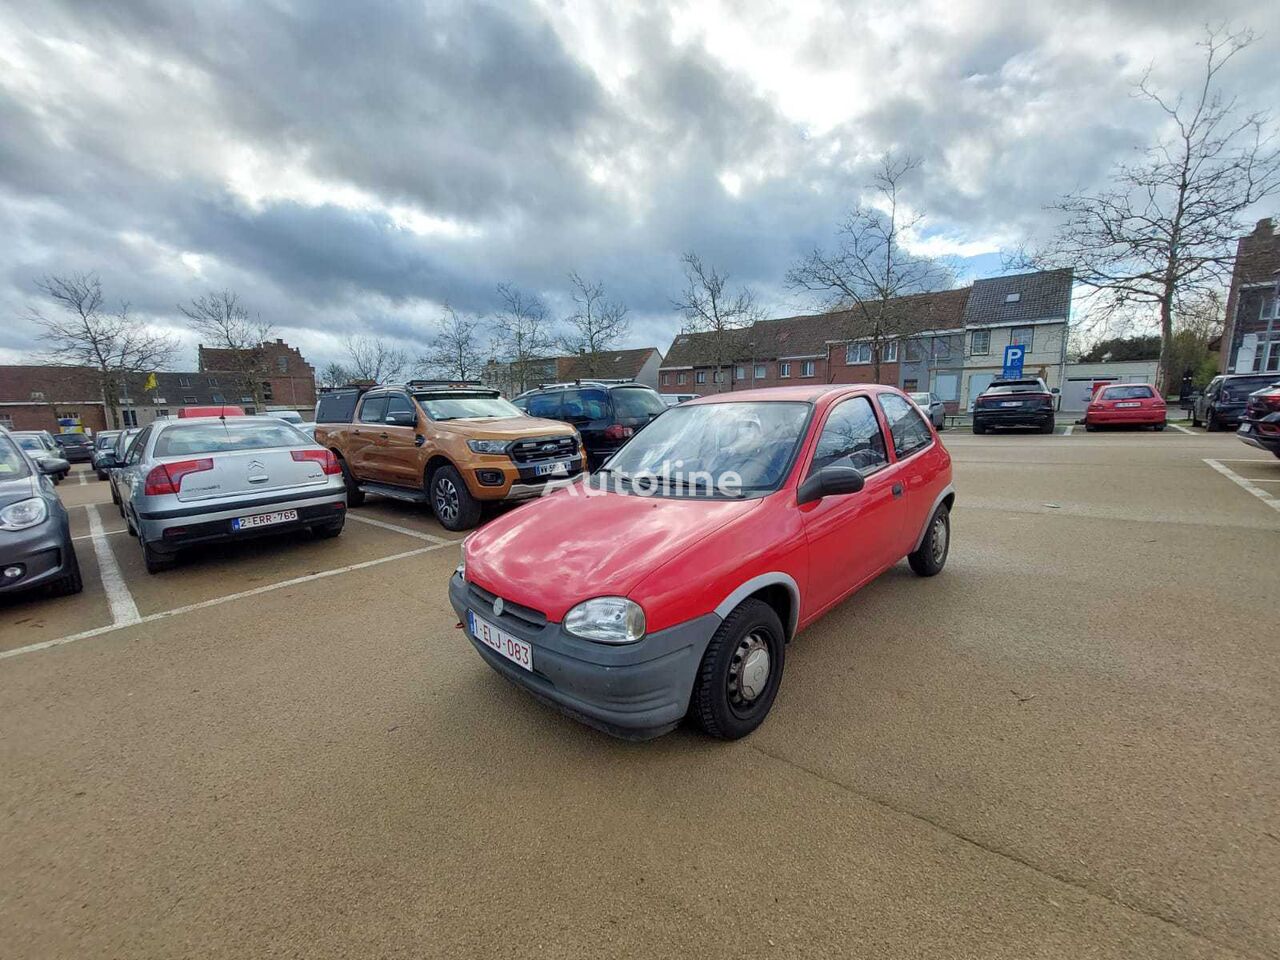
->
[
  {"left": 1203, "top": 459, "right": 1280, "bottom": 514},
  {"left": 1062, "top": 425, "right": 1074, "bottom": 436},
  {"left": 347, "top": 512, "right": 450, "bottom": 544},
  {"left": 72, "top": 531, "right": 126, "bottom": 542},
  {"left": 1167, "top": 423, "right": 1193, "bottom": 434},
  {"left": 76, "top": 472, "right": 88, "bottom": 485},
  {"left": 0, "top": 540, "right": 456, "bottom": 661},
  {"left": 87, "top": 504, "right": 140, "bottom": 625}
]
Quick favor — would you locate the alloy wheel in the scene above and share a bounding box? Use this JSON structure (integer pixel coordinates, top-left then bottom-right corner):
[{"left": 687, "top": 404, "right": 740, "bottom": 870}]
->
[{"left": 434, "top": 476, "right": 460, "bottom": 524}]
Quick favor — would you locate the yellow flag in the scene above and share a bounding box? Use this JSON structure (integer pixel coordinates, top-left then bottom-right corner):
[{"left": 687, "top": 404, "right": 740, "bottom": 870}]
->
[{"left": 144, "top": 372, "right": 158, "bottom": 391}]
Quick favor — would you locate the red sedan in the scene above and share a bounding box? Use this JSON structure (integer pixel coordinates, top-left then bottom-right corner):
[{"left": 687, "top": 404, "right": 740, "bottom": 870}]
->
[
  {"left": 449, "top": 385, "right": 954, "bottom": 740},
  {"left": 1085, "top": 383, "right": 1166, "bottom": 430}
]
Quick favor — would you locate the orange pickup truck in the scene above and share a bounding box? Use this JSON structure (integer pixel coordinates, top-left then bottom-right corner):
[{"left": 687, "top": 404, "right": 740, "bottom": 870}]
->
[{"left": 314, "top": 381, "right": 586, "bottom": 531}]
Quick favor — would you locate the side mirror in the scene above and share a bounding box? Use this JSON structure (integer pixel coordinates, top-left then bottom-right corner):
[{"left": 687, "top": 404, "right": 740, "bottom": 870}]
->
[
  {"left": 797, "top": 465, "right": 866, "bottom": 505},
  {"left": 98, "top": 453, "right": 120, "bottom": 469},
  {"left": 1050, "top": 387, "right": 1060, "bottom": 395},
  {"left": 38, "top": 457, "right": 68, "bottom": 475},
  {"left": 385, "top": 410, "right": 416, "bottom": 427}
]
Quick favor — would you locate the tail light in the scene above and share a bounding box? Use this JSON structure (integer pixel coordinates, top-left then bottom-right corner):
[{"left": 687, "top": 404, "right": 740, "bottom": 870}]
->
[
  {"left": 144, "top": 458, "right": 213, "bottom": 495},
  {"left": 603, "top": 424, "right": 634, "bottom": 441},
  {"left": 291, "top": 449, "right": 341, "bottom": 475}
]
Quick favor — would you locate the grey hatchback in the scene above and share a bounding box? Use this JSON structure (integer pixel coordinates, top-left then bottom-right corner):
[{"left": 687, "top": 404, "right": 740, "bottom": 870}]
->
[
  {"left": 0, "top": 428, "right": 82, "bottom": 597},
  {"left": 116, "top": 417, "right": 347, "bottom": 573}
]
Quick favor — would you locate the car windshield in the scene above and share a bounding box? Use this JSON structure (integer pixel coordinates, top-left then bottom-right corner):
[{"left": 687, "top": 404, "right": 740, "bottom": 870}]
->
[
  {"left": 985, "top": 381, "right": 1044, "bottom": 395},
  {"left": 0, "top": 437, "right": 32, "bottom": 478},
  {"left": 909, "top": 393, "right": 932, "bottom": 405},
  {"left": 414, "top": 393, "right": 522, "bottom": 421},
  {"left": 153, "top": 420, "right": 306, "bottom": 457},
  {"left": 611, "top": 387, "right": 667, "bottom": 419},
  {"left": 602, "top": 401, "right": 810, "bottom": 498}
]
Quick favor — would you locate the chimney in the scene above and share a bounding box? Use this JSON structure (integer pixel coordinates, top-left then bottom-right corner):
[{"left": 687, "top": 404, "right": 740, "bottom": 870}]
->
[{"left": 1255, "top": 217, "right": 1274, "bottom": 237}]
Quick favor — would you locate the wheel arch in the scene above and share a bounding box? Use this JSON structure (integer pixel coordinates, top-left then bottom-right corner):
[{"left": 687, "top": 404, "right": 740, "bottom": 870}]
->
[
  {"left": 910, "top": 484, "right": 956, "bottom": 552},
  {"left": 423, "top": 454, "right": 457, "bottom": 486},
  {"left": 714, "top": 572, "right": 800, "bottom": 641}
]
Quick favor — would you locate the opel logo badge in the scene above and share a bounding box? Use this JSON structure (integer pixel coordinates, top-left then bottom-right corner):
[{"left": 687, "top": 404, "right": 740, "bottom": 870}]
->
[{"left": 493, "top": 597, "right": 504, "bottom": 617}]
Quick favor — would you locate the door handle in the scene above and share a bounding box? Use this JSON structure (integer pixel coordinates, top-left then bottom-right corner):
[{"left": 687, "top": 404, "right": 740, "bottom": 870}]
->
[
  {"left": 379, "top": 432, "right": 389, "bottom": 439},
  {"left": 892, "top": 483, "right": 904, "bottom": 497}
]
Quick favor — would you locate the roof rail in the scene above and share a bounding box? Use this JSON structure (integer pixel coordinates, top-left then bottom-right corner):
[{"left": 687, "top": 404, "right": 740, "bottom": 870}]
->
[
  {"left": 532, "top": 378, "right": 635, "bottom": 390},
  {"left": 405, "top": 378, "right": 486, "bottom": 389}
]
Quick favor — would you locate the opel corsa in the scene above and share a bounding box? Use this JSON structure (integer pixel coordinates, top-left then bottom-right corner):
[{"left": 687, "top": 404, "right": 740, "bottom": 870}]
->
[{"left": 451, "top": 385, "right": 955, "bottom": 740}]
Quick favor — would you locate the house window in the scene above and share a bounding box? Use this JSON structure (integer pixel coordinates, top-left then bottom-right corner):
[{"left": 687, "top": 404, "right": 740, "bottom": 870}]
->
[
  {"left": 179, "top": 377, "right": 191, "bottom": 388},
  {"left": 801, "top": 360, "right": 816, "bottom": 377},
  {"left": 662, "top": 372, "right": 671, "bottom": 386},
  {"left": 277, "top": 355, "right": 289, "bottom": 373},
  {"left": 211, "top": 393, "right": 225, "bottom": 403},
  {"left": 970, "top": 330, "right": 991, "bottom": 355},
  {"left": 154, "top": 409, "right": 169, "bottom": 419},
  {"left": 0, "top": 414, "right": 12, "bottom": 428},
  {"left": 881, "top": 341, "right": 898, "bottom": 362},
  {"left": 1263, "top": 295, "right": 1280, "bottom": 321},
  {"left": 780, "top": 361, "right": 792, "bottom": 378},
  {"left": 244, "top": 406, "right": 257, "bottom": 415},
  {"left": 1010, "top": 326, "right": 1034, "bottom": 350},
  {"left": 261, "top": 382, "right": 274, "bottom": 401},
  {"left": 183, "top": 395, "right": 197, "bottom": 403},
  {"left": 754, "top": 364, "right": 766, "bottom": 379},
  {"left": 152, "top": 397, "right": 167, "bottom": 404},
  {"left": 56, "top": 410, "right": 78, "bottom": 420},
  {"left": 1005, "top": 293, "right": 1021, "bottom": 303},
  {"left": 30, "top": 390, "right": 45, "bottom": 401},
  {"left": 208, "top": 376, "right": 219, "bottom": 387},
  {"left": 120, "top": 410, "right": 138, "bottom": 427},
  {"left": 678, "top": 372, "right": 688, "bottom": 385},
  {"left": 695, "top": 370, "right": 707, "bottom": 384},
  {"left": 846, "top": 342, "right": 872, "bottom": 364},
  {"left": 734, "top": 365, "right": 746, "bottom": 380},
  {"left": 713, "top": 370, "right": 725, "bottom": 383}
]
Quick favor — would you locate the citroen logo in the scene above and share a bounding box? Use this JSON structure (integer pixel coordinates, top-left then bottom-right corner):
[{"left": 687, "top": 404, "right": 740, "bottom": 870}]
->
[{"left": 493, "top": 597, "right": 505, "bottom": 617}]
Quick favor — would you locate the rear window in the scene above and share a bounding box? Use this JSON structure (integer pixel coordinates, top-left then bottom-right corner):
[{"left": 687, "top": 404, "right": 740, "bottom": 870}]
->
[
  {"left": 984, "top": 381, "right": 1045, "bottom": 395},
  {"left": 153, "top": 421, "right": 306, "bottom": 457},
  {"left": 1223, "top": 377, "right": 1278, "bottom": 400},
  {"left": 610, "top": 387, "right": 666, "bottom": 419},
  {"left": 1102, "top": 385, "right": 1154, "bottom": 400},
  {"left": 315, "top": 388, "right": 362, "bottom": 423},
  {"left": 0, "top": 437, "right": 32, "bottom": 479},
  {"left": 15, "top": 436, "right": 43, "bottom": 452},
  {"left": 559, "top": 388, "right": 610, "bottom": 420}
]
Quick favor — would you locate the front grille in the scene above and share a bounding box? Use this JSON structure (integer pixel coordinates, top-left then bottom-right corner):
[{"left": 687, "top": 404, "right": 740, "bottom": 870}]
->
[
  {"left": 466, "top": 582, "right": 548, "bottom": 629},
  {"left": 510, "top": 435, "right": 577, "bottom": 464}
]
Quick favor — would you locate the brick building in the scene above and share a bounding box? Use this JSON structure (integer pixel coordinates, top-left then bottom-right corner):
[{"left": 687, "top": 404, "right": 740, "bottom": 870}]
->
[
  {"left": 1221, "top": 218, "right": 1280, "bottom": 375},
  {"left": 0, "top": 365, "right": 109, "bottom": 433},
  {"left": 197, "top": 339, "right": 317, "bottom": 410}
]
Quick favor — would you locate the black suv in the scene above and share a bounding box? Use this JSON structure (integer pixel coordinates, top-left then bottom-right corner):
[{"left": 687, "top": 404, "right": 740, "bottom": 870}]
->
[
  {"left": 972, "top": 377, "right": 1057, "bottom": 434},
  {"left": 1192, "top": 373, "right": 1279, "bottom": 431},
  {"left": 513, "top": 381, "right": 667, "bottom": 467}
]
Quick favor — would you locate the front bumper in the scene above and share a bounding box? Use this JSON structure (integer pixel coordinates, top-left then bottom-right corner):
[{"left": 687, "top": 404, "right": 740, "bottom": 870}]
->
[
  {"left": 1237, "top": 417, "right": 1280, "bottom": 455},
  {"left": 974, "top": 408, "right": 1053, "bottom": 428},
  {"left": 449, "top": 573, "right": 720, "bottom": 739},
  {"left": 466, "top": 454, "right": 587, "bottom": 503},
  {"left": 0, "top": 512, "right": 74, "bottom": 594}
]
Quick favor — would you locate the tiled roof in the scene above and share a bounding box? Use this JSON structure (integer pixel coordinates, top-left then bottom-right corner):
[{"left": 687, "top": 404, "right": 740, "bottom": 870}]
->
[
  {"left": 963, "top": 268, "right": 1073, "bottom": 325},
  {"left": 0, "top": 365, "right": 104, "bottom": 402},
  {"left": 556, "top": 346, "right": 661, "bottom": 381}
]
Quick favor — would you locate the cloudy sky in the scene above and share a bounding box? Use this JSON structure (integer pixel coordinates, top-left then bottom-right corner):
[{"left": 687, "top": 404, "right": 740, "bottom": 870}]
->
[{"left": 1, "top": 0, "right": 1277, "bottom": 371}]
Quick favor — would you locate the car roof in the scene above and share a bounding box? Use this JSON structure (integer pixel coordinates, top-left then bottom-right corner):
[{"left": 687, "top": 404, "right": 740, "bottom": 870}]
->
[{"left": 689, "top": 384, "right": 891, "bottom": 404}]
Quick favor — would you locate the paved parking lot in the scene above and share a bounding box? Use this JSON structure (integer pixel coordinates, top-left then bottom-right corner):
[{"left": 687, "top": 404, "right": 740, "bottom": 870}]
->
[{"left": 2, "top": 429, "right": 1277, "bottom": 959}]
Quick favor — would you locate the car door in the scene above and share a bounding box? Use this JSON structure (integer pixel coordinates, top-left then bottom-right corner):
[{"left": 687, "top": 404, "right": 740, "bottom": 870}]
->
[
  {"left": 119, "top": 426, "right": 153, "bottom": 518},
  {"left": 379, "top": 392, "right": 421, "bottom": 487},
  {"left": 799, "top": 394, "right": 907, "bottom": 615},
  {"left": 350, "top": 394, "right": 387, "bottom": 479},
  {"left": 876, "top": 392, "right": 940, "bottom": 557}
]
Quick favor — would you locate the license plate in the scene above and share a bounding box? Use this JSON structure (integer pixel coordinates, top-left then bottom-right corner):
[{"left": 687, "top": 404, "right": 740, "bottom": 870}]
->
[
  {"left": 231, "top": 509, "right": 298, "bottom": 531},
  {"left": 534, "top": 460, "right": 570, "bottom": 477},
  {"left": 1116, "top": 401, "right": 1141, "bottom": 408},
  {"left": 468, "top": 610, "right": 534, "bottom": 672},
  {"left": 1000, "top": 401, "right": 1023, "bottom": 407}
]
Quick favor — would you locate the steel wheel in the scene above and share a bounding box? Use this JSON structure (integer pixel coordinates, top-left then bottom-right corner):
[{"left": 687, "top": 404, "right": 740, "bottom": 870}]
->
[
  {"left": 930, "top": 513, "right": 948, "bottom": 565},
  {"left": 727, "top": 630, "right": 772, "bottom": 715}
]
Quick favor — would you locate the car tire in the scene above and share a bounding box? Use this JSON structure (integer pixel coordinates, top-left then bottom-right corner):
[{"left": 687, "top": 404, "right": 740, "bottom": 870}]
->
[
  {"left": 430, "top": 464, "right": 482, "bottom": 532},
  {"left": 139, "top": 535, "right": 174, "bottom": 574},
  {"left": 312, "top": 519, "right": 344, "bottom": 539},
  {"left": 908, "top": 503, "right": 950, "bottom": 577},
  {"left": 972, "top": 421, "right": 986, "bottom": 435},
  {"left": 690, "top": 598, "right": 786, "bottom": 740},
  {"left": 96, "top": 470, "right": 108, "bottom": 481},
  {"left": 1190, "top": 410, "right": 1201, "bottom": 426},
  {"left": 1154, "top": 423, "right": 1166, "bottom": 431},
  {"left": 1039, "top": 417, "right": 1055, "bottom": 434},
  {"left": 337, "top": 455, "right": 365, "bottom": 507},
  {"left": 1205, "top": 409, "right": 1220, "bottom": 432},
  {"left": 49, "top": 543, "right": 84, "bottom": 597},
  {"left": 110, "top": 482, "right": 120, "bottom": 506}
]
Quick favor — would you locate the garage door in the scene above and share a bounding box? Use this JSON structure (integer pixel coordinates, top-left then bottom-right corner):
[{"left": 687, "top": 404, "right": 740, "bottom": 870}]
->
[{"left": 966, "top": 373, "right": 995, "bottom": 411}]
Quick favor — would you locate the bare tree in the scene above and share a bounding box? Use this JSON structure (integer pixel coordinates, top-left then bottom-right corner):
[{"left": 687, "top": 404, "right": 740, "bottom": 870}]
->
[
  {"left": 319, "top": 361, "right": 351, "bottom": 388},
  {"left": 180, "top": 290, "right": 275, "bottom": 407},
  {"left": 559, "top": 272, "right": 630, "bottom": 375},
  {"left": 491, "top": 283, "right": 555, "bottom": 394},
  {"left": 787, "top": 153, "right": 953, "bottom": 382},
  {"left": 27, "top": 272, "right": 177, "bottom": 428},
  {"left": 419, "top": 305, "right": 485, "bottom": 381},
  {"left": 1031, "top": 26, "right": 1280, "bottom": 391},
  {"left": 671, "top": 252, "right": 763, "bottom": 392},
  {"left": 341, "top": 335, "right": 409, "bottom": 383}
]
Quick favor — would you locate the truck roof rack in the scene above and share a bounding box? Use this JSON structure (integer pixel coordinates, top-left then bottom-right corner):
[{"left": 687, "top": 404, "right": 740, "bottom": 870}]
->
[
  {"left": 531, "top": 378, "right": 635, "bottom": 390},
  {"left": 405, "top": 379, "right": 486, "bottom": 390}
]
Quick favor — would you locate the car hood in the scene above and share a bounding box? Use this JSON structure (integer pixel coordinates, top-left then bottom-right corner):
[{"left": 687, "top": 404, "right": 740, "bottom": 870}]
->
[
  {"left": 432, "top": 416, "right": 575, "bottom": 440},
  {"left": 464, "top": 485, "right": 761, "bottom": 621},
  {"left": 0, "top": 473, "right": 39, "bottom": 509}
]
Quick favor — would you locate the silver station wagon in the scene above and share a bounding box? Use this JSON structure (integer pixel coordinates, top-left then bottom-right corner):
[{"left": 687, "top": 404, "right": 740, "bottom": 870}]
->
[{"left": 112, "top": 416, "right": 347, "bottom": 573}]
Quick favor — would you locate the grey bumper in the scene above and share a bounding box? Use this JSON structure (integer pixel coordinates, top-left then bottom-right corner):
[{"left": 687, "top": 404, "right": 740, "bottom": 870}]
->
[
  {"left": 449, "top": 574, "right": 720, "bottom": 740},
  {"left": 0, "top": 512, "right": 73, "bottom": 594}
]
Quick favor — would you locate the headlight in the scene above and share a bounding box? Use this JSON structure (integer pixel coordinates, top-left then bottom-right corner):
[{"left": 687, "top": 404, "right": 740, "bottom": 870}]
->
[
  {"left": 564, "top": 596, "right": 645, "bottom": 644},
  {"left": 0, "top": 497, "right": 49, "bottom": 531},
  {"left": 467, "top": 439, "right": 509, "bottom": 455}
]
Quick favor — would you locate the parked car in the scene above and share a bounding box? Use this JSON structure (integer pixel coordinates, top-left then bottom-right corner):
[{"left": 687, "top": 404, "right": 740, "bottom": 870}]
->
[
  {"left": 512, "top": 381, "right": 668, "bottom": 468},
  {"left": 177, "top": 405, "right": 245, "bottom": 418},
  {"left": 1191, "top": 374, "right": 1279, "bottom": 431},
  {"left": 1084, "top": 383, "right": 1166, "bottom": 430},
  {"left": 91, "top": 430, "right": 122, "bottom": 480},
  {"left": 1237, "top": 384, "right": 1280, "bottom": 458},
  {"left": 269, "top": 410, "right": 306, "bottom": 425},
  {"left": 315, "top": 380, "right": 586, "bottom": 532},
  {"left": 10, "top": 433, "right": 69, "bottom": 484},
  {"left": 105, "top": 428, "right": 142, "bottom": 510},
  {"left": 660, "top": 393, "right": 701, "bottom": 406},
  {"left": 972, "top": 378, "right": 1057, "bottom": 434},
  {"left": 908, "top": 391, "right": 946, "bottom": 430},
  {"left": 114, "top": 417, "right": 346, "bottom": 573},
  {"left": 52, "top": 432, "right": 94, "bottom": 462},
  {"left": 451, "top": 384, "right": 954, "bottom": 740},
  {"left": 296, "top": 422, "right": 317, "bottom": 440},
  {"left": 0, "top": 427, "right": 82, "bottom": 597}
]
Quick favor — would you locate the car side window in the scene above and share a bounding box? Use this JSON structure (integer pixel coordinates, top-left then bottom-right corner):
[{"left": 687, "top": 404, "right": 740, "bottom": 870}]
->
[
  {"left": 126, "top": 428, "right": 151, "bottom": 465},
  {"left": 359, "top": 395, "right": 388, "bottom": 423},
  {"left": 560, "top": 388, "right": 609, "bottom": 421},
  {"left": 527, "top": 391, "right": 561, "bottom": 418},
  {"left": 384, "top": 394, "right": 414, "bottom": 421},
  {"left": 809, "top": 396, "right": 888, "bottom": 476},
  {"left": 878, "top": 393, "right": 933, "bottom": 459}
]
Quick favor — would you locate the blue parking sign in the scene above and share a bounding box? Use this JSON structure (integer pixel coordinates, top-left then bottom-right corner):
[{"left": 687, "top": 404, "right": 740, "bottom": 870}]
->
[{"left": 1002, "top": 344, "right": 1025, "bottom": 378}]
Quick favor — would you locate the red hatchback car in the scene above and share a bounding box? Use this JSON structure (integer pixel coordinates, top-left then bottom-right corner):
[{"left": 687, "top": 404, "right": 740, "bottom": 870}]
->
[
  {"left": 449, "top": 385, "right": 954, "bottom": 740},
  {"left": 1084, "top": 383, "right": 1166, "bottom": 430}
]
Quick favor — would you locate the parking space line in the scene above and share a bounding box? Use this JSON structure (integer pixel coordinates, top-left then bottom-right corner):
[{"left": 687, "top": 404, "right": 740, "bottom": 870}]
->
[
  {"left": 1167, "top": 423, "right": 1193, "bottom": 434},
  {"left": 87, "top": 504, "right": 140, "bottom": 626},
  {"left": 1062, "top": 425, "right": 1074, "bottom": 436},
  {"left": 1203, "top": 459, "right": 1280, "bottom": 514},
  {"left": 0, "top": 541, "right": 455, "bottom": 662},
  {"left": 347, "top": 513, "right": 450, "bottom": 544},
  {"left": 72, "top": 531, "right": 126, "bottom": 542}
]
